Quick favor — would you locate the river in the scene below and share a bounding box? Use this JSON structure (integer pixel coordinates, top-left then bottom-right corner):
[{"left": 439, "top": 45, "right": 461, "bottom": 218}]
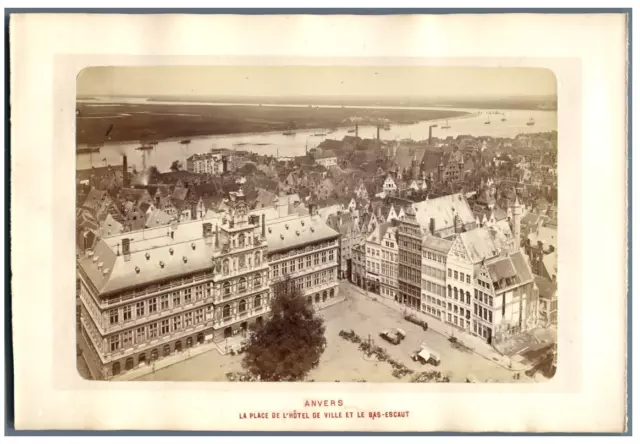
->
[{"left": 76, "top": 102, "right": 557, "bottom": 172}]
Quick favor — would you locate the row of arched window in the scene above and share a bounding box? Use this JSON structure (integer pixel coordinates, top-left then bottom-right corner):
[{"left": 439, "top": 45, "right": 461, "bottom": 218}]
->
[
  {"left": 447, "top": 285, "right": 472, "bottom": 305},
  {"left": 221, "top": 273, "right": 264, "bottom": 296},
  {"left": 221, "top": 294, "right": 263, "bottom": 318}
]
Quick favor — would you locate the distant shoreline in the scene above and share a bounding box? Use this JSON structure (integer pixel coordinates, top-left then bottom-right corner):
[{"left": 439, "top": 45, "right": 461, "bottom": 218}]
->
[
  {"left": 75, "top": 102, "right": 472, "bottom": 146},
  {"left": 77, "top": 95, "right": 557, "bottom": 112}
]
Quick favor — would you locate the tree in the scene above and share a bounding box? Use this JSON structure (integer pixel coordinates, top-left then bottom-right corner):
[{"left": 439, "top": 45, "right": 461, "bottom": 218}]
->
[
  {"left": 242, "top": 279, "right": 327, "bottom": 381},
  {"left": 170, "top": 160, "right": 182, "bottom": 172}
]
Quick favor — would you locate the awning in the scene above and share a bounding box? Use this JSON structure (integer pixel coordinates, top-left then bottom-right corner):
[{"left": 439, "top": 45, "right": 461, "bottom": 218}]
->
[{"left": 418, "top": 349, "right": 431, "bottom": 361}]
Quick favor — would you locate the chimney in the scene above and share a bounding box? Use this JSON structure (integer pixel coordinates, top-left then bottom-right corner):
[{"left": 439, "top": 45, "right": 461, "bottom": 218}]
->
[
  {"left": 355, "top": 124, "right": 359, "bottom": 140},
  {"left": 429, "top": 217, "right": 436, "bottom": 235},
  {"left": 428, "top": 126, "right": 433, "bottom": 144},
  {"left": 122, "top": 155, "right": 129, "bottom": 188},
  {"left": 261, "top": 214, "right": 266, "bottom": 238},
  {"left": 376, "top": 125, "right": 380, "bottom": 141},
  {"left": 122, "top": 238, "right": 131, "bottom": 261}
]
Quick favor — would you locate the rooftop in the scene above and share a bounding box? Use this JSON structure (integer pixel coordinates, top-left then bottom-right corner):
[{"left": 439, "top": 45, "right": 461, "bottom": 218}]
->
[
  {"left": 413, "top": 193, "right": 476, "bottom": 232},
  {"left": 534, "top": 275, "right": 557, "bottom": 299},
  {"left": 422, "top": 235, "right": 453, "bottom": 254},
  {"left": 79, "top": 208, "right": 295, "bottom": 295},
  {"left": 264, "top": 214, "right": 340, "bottom": 255},
  {"left": 528, "top": 226, "right": 557, "bottom": 247}
]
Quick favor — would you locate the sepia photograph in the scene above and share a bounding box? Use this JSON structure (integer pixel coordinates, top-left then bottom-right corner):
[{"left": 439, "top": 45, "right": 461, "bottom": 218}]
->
[
  {"left": 10, "top": 11, "right": 629, "bottom": 433},
  {"left": 75, "top": 65, "right": 559, "bottom": 384}
]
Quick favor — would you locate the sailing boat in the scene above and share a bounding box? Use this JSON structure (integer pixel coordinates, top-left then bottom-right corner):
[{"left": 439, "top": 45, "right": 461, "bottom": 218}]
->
[
  {"left": 527, "top": 117, "right": 535, "bottom": 126},
  {"left": 441, "top": 120, "right": 451, "bottom": 129},
  {"left": 484, "top": 113, "right": 491, "bottom": 125}
]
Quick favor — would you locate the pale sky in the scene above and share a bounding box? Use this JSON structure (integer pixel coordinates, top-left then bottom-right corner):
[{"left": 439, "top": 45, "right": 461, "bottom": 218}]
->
[{"left": 77, "top": 66, "right": 557, "bottom": 99}]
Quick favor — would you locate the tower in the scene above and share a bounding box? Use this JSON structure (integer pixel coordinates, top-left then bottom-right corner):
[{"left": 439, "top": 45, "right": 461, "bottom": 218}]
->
[
  {"left": 411, "top": 151, "right": 420, "bottom": 180},
  {"left": 511, "top": 192, "right": 523, "bottom": 249}
]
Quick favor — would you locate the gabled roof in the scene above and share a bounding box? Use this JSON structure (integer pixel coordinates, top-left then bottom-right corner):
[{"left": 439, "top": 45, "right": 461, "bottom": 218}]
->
[
  {"left": 484, "top": 250, "right": 533, "bottom": 290},
  {"left": 97, "top": 213, "right": 123, "bottom": 238},
  {"left": 459, "top": 228, "right": 501, "bottom": 264},
  {"left": 413, "top": 193, "right": 475, "bottom": 232},
  {"left": 82, "top": 188, "right": 107, "bottom": 212},
  {"left": 146, "top": 209, "right": 174, "bottom": 228}
]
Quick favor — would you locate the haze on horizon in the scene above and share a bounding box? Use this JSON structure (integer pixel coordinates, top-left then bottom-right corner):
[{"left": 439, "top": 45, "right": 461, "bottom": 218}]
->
[{"left": 77, "top": 66, "right": 557, "bottom": 101}]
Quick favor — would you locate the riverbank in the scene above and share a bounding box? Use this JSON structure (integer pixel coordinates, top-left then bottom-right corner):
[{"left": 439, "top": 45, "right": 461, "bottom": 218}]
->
[{"left": 76, "top": 102, "right": 469, "bottom": 145}]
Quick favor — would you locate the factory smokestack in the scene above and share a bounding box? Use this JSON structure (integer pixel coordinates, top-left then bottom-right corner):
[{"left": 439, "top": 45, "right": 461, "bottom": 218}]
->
[
  {"left": 122, "top": 155, "right": 129, "bottom": 187},
  {"left": 377, "top": 125, "right": 380, "bottom": 141},
  {"left": 428, "top": 126, "right": 433, "bottom": 145},
  {"left": 355, "top": 124, "right": 359, "bottom": 139}
]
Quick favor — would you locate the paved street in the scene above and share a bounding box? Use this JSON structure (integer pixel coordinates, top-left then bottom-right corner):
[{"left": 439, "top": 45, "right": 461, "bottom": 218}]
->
[
  {"left": 137, "top": 281, "right": 532, "bottom": 383},
  {"left": 310, "top": 282, "right": 530, "bottom": 383}
]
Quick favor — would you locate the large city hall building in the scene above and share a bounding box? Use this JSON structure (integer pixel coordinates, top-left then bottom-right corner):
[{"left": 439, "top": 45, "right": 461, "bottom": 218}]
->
[{"left": 77, "top": 197, "right": 340, "bottom": 380}]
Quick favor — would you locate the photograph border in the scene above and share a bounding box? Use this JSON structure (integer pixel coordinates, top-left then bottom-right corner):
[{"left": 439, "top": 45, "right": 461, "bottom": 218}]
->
[{"left": 6, "top": 8, "right": 632, "bottom": 436}]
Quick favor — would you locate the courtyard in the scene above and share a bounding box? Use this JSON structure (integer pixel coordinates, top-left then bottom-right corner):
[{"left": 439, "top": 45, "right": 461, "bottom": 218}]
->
[{"left": 137, "top": 282, "right": 533, "bottom": 383}]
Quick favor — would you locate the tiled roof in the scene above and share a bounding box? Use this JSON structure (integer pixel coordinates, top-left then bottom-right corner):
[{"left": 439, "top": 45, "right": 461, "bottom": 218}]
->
[
  {"left": 413, "top": 193, "right": 475, "bottom": 232},
  {"left": 80, "top": 210, "right": 283, "bottom": 295},
  {"left": 542, "top": 251, "right": 558, "bottom": 279},
  {"left": 484, "top": 251, "right": 533, "bottom": 289},
  {"left": 145, "top": 209, "right": 174, "bottom": 228},
  {"left": 460, "top": 228, "right": 501, "bottom": 264},
  {"left": 82, "top": 188, "right": 106, "bottom": 212},
  {"left": 422, "top": 235, "right": 453, "bottom": 253},
  {"left": 509, "top": 250, "right": 534, "bottom": 283},
  {"left": 97, "top": 213, "right": 123, "bottom": 237},
  {"left": 265, "top": 215, "right": 339, "bottom": 254},
  {"left": 534, "top": 275, "right": 557, "bottom": 299}
]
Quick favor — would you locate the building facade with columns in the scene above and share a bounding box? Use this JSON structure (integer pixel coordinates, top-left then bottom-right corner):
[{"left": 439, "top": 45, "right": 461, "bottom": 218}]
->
[
  {"left": 77, "top": 199, "right": 340, "bottom": 380},
  {"left": 77, "top": 199, "right": 270, "bottom": 380}
]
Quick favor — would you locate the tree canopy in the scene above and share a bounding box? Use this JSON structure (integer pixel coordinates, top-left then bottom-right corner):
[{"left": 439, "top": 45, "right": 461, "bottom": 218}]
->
[
  {"left": 242, "top": 280, "right": 326, "bottom": 381},
  {"left": 170, "top": 160, "right": 182, "bottom": 172}
]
